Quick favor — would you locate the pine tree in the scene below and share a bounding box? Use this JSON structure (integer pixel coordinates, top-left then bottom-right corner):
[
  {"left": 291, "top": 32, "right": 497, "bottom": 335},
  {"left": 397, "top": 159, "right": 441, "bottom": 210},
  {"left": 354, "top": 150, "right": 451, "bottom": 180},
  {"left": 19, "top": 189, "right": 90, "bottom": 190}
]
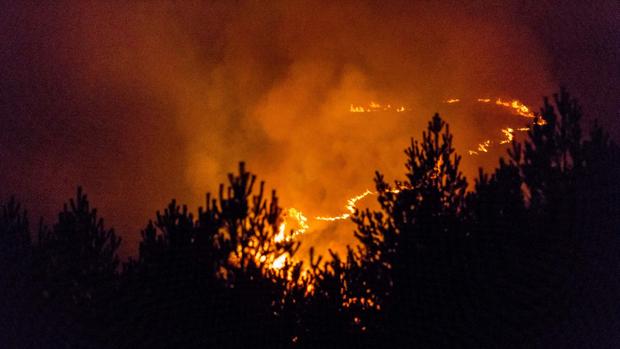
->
[
  {"left": 121, "top": 162, "right": 300, "bottom": 347},
  {"left": 0, "top": 197, "right": 34, "bottom": 347},
  {"left": 31, "top": 188, "right": 120, "bottom": 347},
  {"left": 353, "top": 114, "right": 470, "bottom": 346},
  {"left": 36, "top": 187, "right": 120, "bottom": 308}
]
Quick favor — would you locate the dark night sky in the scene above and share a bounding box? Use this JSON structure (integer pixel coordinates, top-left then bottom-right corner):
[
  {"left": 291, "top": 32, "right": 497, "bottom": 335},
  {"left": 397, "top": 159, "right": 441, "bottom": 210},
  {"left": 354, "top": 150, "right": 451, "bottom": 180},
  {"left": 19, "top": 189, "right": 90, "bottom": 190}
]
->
[{"left": 1, "top": 1, "right": 618, "bottom": 257}]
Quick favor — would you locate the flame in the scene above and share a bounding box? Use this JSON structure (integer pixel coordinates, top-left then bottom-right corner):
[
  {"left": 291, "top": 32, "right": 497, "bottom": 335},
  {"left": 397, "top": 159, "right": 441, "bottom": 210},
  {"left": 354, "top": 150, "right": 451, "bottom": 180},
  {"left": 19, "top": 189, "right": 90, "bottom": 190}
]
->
[
  {"left": 350, "top": 102, "right": 408, "bottom": 113},
  {"left": 268, "top": 188, "right": 388, "bottom": 271},
  {"left": 316, "top": 189, "right": 373, "bottom": 222},
  {"left": 535, "top": 117, "right": 547, "bottom": 126},
  {"left": 350, "top": 104, "right": 367, "bottom": 113},
  {"left": 494, "top": 98, "right": 535, "bottom": 118},
  {"left": 264, "top": 96, "right": 541, "bottom": 273},
  {"left": 275, "top": 207, "right": 309, "bottom": 243},
  {"left": 430, "top": 156, "right": 443, "bottom": 179},
  {"left": 345, "top": 95, "right": 548, "bottom": 226},
  {"left": 269, "top": 208, "right": 310, "bottom": 270},
  {"left": 288, "top": 208, "right": 309, "bottom": 235},
  {"left": 439, "top": 97, "right": 539, "bottom": 155},
  {"left": 500, "top": 127, "right": 514, "bottom": 144},
  {"left": 275, "top": 222, "right": 286, "bottom": 243},
  {"left": 474, "top": 97, "right": 535, "bottom": 118},
  {"left": 271, "top": 254, "right": 287, "bottom": 270},
  {"left": 477, "top": 139, "right": 491, "bottom": 153}
]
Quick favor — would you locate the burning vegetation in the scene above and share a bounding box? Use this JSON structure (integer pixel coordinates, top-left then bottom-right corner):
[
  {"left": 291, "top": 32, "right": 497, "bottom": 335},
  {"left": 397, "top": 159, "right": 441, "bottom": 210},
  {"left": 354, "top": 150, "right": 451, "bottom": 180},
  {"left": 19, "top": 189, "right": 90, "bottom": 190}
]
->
[
  {"left": 1, "top": 89, "right": 619, "bottom": 347},
  {"left": 271, "top": 96, "right": 543, "bottom": 267}
]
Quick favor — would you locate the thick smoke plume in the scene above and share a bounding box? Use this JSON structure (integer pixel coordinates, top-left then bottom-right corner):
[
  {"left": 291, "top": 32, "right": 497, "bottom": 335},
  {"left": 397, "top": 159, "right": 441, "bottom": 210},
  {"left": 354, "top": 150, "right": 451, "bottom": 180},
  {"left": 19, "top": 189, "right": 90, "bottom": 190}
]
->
[{"left": 1, "top": 1, "right": 617, "bottom": 257}]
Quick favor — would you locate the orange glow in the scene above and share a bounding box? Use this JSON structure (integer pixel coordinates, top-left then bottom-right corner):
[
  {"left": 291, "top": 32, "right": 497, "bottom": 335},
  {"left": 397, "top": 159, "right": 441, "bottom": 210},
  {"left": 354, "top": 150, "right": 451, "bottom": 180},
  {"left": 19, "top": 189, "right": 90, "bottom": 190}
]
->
[
  {"left": 316, "top": 189, "right": 373, "bottom": 222},
  {"left": 494, "top": 98, "right": 535, "bottom": 118},
  {"left": 351, "top": 97, "right": 537, "bottom": 156},
  {"left": 477, "top": 139, "right": 491, "bottom": 153},
  {"left": 430, "top": 156, "right": 443, "bottom": 180},
  {"left": 439, "top": 97, "right": 538, "bottom": 155},
  {"left": 264, "top": 96, "right": 541, "bottom": 273},
  {"left": 271, "top": 254, "right": 287, "bottom": 270},
  {"left": 275, "top": 208, "right": 309, "bottom": 243},
  {"left": 500, "top": 128, "right": 514, "bottom": 144},
  {"left": 349, "top": 102, "right": 409, "bottom": 113}
]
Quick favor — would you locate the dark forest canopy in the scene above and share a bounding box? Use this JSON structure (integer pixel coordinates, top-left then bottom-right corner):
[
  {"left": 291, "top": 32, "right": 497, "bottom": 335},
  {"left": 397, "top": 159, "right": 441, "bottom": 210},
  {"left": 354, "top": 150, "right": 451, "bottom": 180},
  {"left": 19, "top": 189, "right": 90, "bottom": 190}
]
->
[{"left": 1, "top": 90, "right": 619, "bottom": 348}]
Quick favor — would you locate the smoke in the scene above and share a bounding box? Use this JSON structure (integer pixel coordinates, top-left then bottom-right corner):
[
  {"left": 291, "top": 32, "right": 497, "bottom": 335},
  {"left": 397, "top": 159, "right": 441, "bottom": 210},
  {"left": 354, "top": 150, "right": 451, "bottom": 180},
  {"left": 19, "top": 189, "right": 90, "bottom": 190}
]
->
[{"left": 6, "top": 0, "right": 613, "bottom": 258}]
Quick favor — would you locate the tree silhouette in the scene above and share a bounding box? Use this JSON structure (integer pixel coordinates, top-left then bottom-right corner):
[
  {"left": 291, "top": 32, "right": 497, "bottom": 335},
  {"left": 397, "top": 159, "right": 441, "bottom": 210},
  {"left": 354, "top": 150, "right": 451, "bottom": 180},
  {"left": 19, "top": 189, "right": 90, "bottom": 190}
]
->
[
  {"left": 117, "top": 162, "right": 300, "bottom": 347},
  {"left": 509, "top": 89, "right": 620, "bottom": 346},
  {"left": 34, "top": 187, "right": 121, "bottom": 347},
  {"left": 352, "top": 113, "right": 472, "bottom": 346},
  {"left": 36, "top": 187, "right": 120, "bottom": 304},
  {"left": 0, "top": 89, "right": 617, "bottom": 347},
  {"left": 0, "top": 197, "right": 34, "bottom": 347}
]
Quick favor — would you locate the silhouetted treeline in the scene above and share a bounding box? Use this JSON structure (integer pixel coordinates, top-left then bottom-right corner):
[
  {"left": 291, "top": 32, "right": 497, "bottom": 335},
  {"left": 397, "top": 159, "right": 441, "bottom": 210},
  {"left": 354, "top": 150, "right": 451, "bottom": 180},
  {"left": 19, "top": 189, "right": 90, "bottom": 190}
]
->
[{"left": 1, "top": 89, "right": 619, "bottom": 348}]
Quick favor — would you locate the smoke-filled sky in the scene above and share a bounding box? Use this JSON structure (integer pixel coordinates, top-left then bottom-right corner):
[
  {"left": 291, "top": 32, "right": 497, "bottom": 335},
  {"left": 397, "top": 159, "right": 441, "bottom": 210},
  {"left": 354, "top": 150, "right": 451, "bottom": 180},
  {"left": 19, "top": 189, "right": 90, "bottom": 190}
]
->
[{"left": 1, "top": 0, "right": 618, "bottom": 258}]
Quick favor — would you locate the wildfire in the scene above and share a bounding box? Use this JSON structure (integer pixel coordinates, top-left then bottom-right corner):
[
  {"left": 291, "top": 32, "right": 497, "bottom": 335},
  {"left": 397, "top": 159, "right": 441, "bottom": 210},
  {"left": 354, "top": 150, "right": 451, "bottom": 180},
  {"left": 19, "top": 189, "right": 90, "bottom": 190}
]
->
[
  {"left": 477, "top": 139, "right": 491, "bottom": 153},
  {"left": 270, "top": 208, "right": 310, "bottom": 270},
  {"left": 473, "top": 97, "right": 535, "bottom": 118},
  {"left": 350, "top": 105, "right": 367, "bottom": 112},
  {"left": 353, "top": 97, "right": 537, "bottom": 156},
  {"left": 494, "top": 98, "right": 535, "bottom": 118},
  {"left": 500, "top": 128, "right": 514, "bottom": 144},
  {"left": 350, "top": 102, "right": 409, "bottom": 113},
  {"left": 316, "top": 189, "right": 374, "bottom": 222},
  {"left": 442, "top": 97, "right": 539, "bottom": 154},
  {"left": 269, "top": 186, "right": 407, "bottom": 270},
  {"left": 430, "top": 156, "right": 443, "bottom": 180},
  {"left": 271, "top": 254, "right": 287, "bottom": 270},
  {"left": 275, "top": 208, "right": 309, "bottom": 243},
  {"left": 265, "top": 96, "right": 541, "bottom": 272}
]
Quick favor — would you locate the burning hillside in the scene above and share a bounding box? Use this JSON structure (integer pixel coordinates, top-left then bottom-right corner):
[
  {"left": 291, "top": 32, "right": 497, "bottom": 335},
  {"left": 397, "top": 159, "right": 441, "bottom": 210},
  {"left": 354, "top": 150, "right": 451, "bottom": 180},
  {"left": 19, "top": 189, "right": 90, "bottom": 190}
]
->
[{"left": 270, "top": 96, "right": 541, "bottom": 268}]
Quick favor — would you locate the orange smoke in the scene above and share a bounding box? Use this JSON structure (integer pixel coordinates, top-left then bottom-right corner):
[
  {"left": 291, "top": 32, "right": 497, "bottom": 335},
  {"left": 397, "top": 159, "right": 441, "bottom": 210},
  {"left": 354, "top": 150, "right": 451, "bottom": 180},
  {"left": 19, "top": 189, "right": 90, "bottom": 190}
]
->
[
  {"left": 9, "top": 1, "right": 557, "bottom": 263},
  {"left": 265, "top": 96, "right": 541, "bottom": 270}
]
